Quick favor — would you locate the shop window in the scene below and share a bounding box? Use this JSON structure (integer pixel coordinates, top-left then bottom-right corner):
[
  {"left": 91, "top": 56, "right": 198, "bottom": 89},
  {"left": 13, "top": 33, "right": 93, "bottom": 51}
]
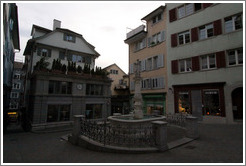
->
[
  {"left": 86, "top": 84, "right": 103, "bottom": 96},
  {"left": 47, "top": 105, "right": 70, "bottom": 122},
  {"left": 203, "top": 90, "right": 221, "bottom": 116},
  {"left": 146, "top": 104, "right": 164, "bottom": 115},
  {"left": 178, "top": 91, "right": 191, "bottom": 114},
  {"left": 227, "top": 48, "right": 243, "bottom": 66},
  {"left": 86, "top": 104, "right": 102, "bottom": 119}
]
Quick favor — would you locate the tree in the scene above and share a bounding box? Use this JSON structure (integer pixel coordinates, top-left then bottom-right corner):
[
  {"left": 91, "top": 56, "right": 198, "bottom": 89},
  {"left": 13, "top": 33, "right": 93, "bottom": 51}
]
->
[{"left": 34, "top": 57, "right": 49, "bottom": 71}]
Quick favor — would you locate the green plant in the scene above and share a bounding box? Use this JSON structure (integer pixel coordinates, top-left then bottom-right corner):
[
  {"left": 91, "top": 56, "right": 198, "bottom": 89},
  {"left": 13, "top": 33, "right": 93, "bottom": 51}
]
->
[
  {"left": 77, "top": 65, "right": 82, "bottom": 73},
  {"left": 34, "top": 57, "right": 49, "bottom": 71},
  {"left": 61, "top": 64, "right": 67, "bottom": 73}
]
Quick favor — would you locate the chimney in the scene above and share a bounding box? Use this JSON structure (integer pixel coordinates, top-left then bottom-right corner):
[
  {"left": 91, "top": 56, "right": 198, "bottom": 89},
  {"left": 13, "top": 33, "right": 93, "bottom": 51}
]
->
[{"left": 53, "top": 19, "right": 61, "bottom": 30}]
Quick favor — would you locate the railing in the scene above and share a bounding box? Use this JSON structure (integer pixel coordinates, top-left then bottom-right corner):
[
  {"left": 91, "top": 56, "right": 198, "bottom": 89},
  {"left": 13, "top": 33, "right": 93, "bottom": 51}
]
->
[
  {"left": 166, "top": 113, "right": 188, "bottom": 127},
  {"left": 81, "top": 119, "right": 155, "bottom": 148}
]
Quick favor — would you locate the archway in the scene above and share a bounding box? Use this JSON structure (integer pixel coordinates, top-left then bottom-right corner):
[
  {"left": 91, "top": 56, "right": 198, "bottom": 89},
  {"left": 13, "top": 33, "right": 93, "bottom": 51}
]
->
[{"left": 232, "top": 87, "right": 243, "bottom": 120}]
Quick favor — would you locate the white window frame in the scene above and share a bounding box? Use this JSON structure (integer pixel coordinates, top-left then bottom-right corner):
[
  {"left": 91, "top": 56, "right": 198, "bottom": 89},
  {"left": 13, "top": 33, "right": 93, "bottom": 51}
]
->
[
  {"left": 179, "top": 58, "right": 192, "bottom": 72},
  {"left": 9, "top": 102, "right": 18, "bottom": 109},
  {"left": 201, "top": 54, "right": 216, "bottom": 70},
  {"left": 178, "top": 31, "right": 190, "bottom": 45},
  {"left": 199, "top": 24, "right": 214, "bottom": 40},
  {"left": 225, "top": 14, "right": 243, "bottom": 33},
  {"left": 227, "top": 48, "right": 243, "bottom": 66},
  {"left": 12, "top": 82, "right": 21, "bottom": 89},
  {"left": 178, "top": 4, "right": 194, "bottom": 19},
  {"left": 14, "top": 73, "right": 20, "bottom": 80},
  {"left": 10, "top": 92, "right": 19, "bottom": 99}
]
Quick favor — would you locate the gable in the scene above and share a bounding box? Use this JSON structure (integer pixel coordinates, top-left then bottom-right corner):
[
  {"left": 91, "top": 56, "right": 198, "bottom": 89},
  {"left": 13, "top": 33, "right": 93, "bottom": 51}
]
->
[{"left": 35, "top": 31, "right": 98, "bottom": 56}]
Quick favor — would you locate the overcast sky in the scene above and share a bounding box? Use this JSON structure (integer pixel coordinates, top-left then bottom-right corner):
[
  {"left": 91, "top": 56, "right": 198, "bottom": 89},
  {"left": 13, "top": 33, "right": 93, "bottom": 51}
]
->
[{"left": 14, "top": 1, "right": 165, "bottom": 73}]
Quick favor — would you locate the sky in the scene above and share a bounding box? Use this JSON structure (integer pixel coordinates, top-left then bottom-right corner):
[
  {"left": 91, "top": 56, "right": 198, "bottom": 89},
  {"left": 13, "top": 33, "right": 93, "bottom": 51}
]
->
[{"left": 14, "top": 1, "right": 166, "bottom": 73}]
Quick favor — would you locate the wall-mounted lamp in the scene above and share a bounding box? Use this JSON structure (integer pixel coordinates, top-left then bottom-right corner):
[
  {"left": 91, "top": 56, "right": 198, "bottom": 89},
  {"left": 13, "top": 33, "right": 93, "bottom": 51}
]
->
[{"left": 168, "top": 87, "right": 174, "bottom": 94}]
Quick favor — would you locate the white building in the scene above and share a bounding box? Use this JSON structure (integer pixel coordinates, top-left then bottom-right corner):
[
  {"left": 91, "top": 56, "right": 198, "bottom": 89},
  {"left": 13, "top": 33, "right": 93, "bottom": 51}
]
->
[{"left": 166, "top": 3, "right": 243, "bottom": 124}]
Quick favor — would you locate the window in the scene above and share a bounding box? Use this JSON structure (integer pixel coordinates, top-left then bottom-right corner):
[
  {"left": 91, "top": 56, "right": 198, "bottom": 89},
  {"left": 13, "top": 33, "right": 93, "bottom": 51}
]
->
[
  {"left": 178, "top": 31, "right": 190, "bottom": 45},
  {"left": 49, "top": 81, "right": 72, "bottom": 94},
  {"left": 47, "top": 105, "right": 70, "bottom": 122},
  {"left": 178, "top": 4, "right": 194, "bottom": 19},
  {"left": 70, "top": 54, "right": 83, "bottom": 63},
  {"left": 13, "top": 73, "right": 20, "bottom": 80},
  {"left": 135, "top": 38, "right": 146, "bottom": 51},
  {"left": 86, "top": 104, "right": 102, "bottom": 119},
  {"left": 86, "top": 84, "right": 103, "bottom": 96},
  {"left": 228, "top": 48, "right": 243, "bottom": 66},
  {"left": 201, "top": 54, "right": 216, "bottom": 70},
  {"left": 194, "top": 3, "right": 202, "bottom": 11},
  {"left": 148, "top": 30, "right": 165, "bottom": 47},
  {"left": 142, "top": 77, "right": 164, "bottom": 89},
  {"left": 12, "top": 82, "right": 21, "bottom": 89},
  {"left": 59, "top": 51, "right": 65, "bottom": 60},
  {"left": 225, "top": 14, "right": 243, "bottom": 33},
  {"left": 178, "top": 91, "right": 191, "bottom": 114},
  {"left": 110, "top": 69, "right": 118, "bottom": 75},
  {"left": 179, "top": 58, "right": 192, "bottom": 72},
  {"left": 9, "top": 102, "right": 18, "bottom": 109},
  {"left": 203, "top": 90, "right": 220, "bottom": 116},
  {"left": 152, "top": 13, "right": 162, "bottom": 24},
  {"left": 146, "top": 58, "right": 152, "bottom": 71},
  {"left": 10, "top": 92, "right": 19, "bottom": 98},
  {"left": 153, "top": 56, "right": 158, "bottom": 70},
  {"left": 199, "top": 24, "right": 214, "bottom": 40},
  {"left": 64, "top": 33, "right": 76, "bottom": 42},
  {"left": 37, "top": 48, "right": 51, "bottom": 57}
]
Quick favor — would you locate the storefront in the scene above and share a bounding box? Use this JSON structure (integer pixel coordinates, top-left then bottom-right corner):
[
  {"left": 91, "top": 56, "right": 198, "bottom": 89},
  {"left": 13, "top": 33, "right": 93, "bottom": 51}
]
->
[
  {"left": 143, "top": 93, "right": 166, "bottom": 115},
  {"left": 173, "top": 82, "right": 226, "bottom": 120}
]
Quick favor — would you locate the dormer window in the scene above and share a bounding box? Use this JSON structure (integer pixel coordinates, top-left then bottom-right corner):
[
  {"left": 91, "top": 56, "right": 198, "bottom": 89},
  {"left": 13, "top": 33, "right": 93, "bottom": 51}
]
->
[{"left": 64, "top": 33, "right": 76, "bottom": 43}]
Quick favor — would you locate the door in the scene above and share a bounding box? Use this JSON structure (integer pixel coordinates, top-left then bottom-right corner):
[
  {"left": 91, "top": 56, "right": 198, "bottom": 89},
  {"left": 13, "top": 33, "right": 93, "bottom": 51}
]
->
[
  {"left": 191, "top": 90, "right": 203, "bottom": 121},
  {"left": 232, "top": 87, "right": 243, "bottom": 120}
]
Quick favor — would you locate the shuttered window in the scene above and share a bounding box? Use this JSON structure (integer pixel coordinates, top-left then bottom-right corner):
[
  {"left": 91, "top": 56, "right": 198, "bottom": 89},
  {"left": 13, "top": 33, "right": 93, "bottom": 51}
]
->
[
  {"left": 169, "top": 8, "right": 177, "bottom": 22},
  {"left": 192, "top": 56, "right": 200, "bottom": 71},
  {"left": 213, "top": 19, "right": 222, "bottom": 36},
  {"left": 172, "top": 60, "right": 179, "bottom": 74},
  {"left": 191, "top": 27, "right": 198, "bottom": 42},
  {"left": 171, "top": 34, "right": 178, "bottom": 47},
  {"left": 216, "top": 51, "right": 226, "bottom": 68}
]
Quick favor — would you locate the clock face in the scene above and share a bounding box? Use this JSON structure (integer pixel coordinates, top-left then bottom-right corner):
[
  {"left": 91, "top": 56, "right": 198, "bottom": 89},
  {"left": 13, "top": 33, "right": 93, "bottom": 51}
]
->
[{"left": 77, "top": 84, "right": 82, "bottom": 90}]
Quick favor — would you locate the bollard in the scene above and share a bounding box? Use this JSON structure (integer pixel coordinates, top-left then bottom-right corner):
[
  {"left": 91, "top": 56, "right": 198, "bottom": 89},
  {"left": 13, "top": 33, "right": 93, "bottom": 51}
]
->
[
  {"left": 185, "top": 116, "right": 199, "bottom": 139},
  {"left": 152, "top": 121, "right": 168, "bottom": 151},
  {"left": 69, "top": 115, "right": 85, "bottom": 145}
]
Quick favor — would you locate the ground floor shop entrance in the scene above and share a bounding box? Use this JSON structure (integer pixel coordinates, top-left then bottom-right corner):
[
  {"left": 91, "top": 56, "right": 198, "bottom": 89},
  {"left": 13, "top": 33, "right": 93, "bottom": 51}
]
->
[
  {"left": 232, "top": 87, "right": 243, "bottom": 120},
  {"left": 143, "top": 93, "right": 166, "bottom": 115}
]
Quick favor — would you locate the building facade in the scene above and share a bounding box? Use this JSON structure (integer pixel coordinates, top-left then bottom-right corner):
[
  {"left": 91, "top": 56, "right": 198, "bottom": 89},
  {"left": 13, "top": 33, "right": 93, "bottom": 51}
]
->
[
  {"left": 125, "top": 6, "right": 167, "bottom": 116},
  {"left": 166, "top": 3, "right": 243, "bottom": 123},
  {"left": 104, "top": 64, "right": 130, "bottom": 115},
  {"left": 9, "top": 62, "right": 25, "bottom": 122},
  {"left": 23, "top": 20, "right": 111, "bottom": 130},
  {"left": 3, "top": 3, "right": 20, "bottom": 129}
]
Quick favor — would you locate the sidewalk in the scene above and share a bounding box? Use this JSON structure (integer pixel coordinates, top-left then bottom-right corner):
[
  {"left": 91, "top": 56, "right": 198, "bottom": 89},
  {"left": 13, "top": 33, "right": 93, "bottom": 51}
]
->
[{"left": 2, "top": 123, "right": 244, "bottom": 164}]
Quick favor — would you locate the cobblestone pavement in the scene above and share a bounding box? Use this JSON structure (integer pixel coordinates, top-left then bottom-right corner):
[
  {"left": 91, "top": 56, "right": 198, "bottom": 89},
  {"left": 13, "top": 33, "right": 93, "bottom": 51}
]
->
[{"left": 2, "top": 123, "right": 244, "bottom": 164}]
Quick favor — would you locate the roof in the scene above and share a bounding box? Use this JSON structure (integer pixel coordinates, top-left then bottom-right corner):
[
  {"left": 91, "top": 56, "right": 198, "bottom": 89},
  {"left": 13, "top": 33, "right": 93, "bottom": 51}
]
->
[
  {"left": 103, "top": 63, "right": 127, "bottom": 75},
  {"left": 141, "top": 5, "right": 166, "bottom": 21},
  {"left": 31, "top": 24, "right": 52, "bottom": 36}
]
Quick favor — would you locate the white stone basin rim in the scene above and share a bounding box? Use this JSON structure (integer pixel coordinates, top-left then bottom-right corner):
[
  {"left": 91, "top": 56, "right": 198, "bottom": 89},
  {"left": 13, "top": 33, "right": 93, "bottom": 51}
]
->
[{"left": 108, "top": 115, "right": 166, "bottom": 123}]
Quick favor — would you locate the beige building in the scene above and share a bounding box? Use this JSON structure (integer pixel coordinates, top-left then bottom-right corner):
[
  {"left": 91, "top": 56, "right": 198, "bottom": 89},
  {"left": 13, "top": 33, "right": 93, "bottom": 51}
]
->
[
  {"left": 125, "top": 6, "right": 167, "bottom": 115},
  {"left": 104, "top": 64, "right": 130, "bottom": 115}
]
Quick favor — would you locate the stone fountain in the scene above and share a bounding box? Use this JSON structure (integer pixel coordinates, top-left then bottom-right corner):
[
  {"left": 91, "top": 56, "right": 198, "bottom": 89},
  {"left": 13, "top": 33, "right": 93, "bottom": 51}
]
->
[{"left": 108, "top": 60, "right": 165, "bottom": 127}]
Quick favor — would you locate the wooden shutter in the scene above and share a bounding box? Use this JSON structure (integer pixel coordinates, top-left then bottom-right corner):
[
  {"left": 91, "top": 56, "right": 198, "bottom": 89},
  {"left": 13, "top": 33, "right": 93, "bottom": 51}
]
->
[
  {"left": 171, "top": 60, "right": 179, "bottom": 74},
  {"left": 203, "top": 3, "right": 213, "bottom": 9},
  {"left": 169, "top": 8, "right": 177, "bottom": 22},
  {"left": 157, "top": 54, "right": 164, "bottom": 68},
  {"left": 191, "top": 27, "right": 198, "bottom": 42},
  {"left": 216, "top": 51, "right": 226, "bottom": 68},
  {"left": 192, "top": 56, "right": 200, "bottom": 71},
  {"left": 214, "top": 19, "right": 222, "bottom": 36},
  {"left": 148, "top": 37, "right": 151, "bottom": 47},
  {"left": 171, "top": 34, "right": 177, "bottom": 47},
  {"left": 141, "top": 60, "right": 146, "bottom": 71},
  {"left": 161, "top": 30, "right": 165, "bottom": 42}
]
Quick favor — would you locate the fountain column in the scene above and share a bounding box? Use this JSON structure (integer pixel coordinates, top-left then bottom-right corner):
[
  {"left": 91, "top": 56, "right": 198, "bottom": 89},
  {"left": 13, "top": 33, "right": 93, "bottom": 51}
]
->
[{"left": 133, "top": 60, "right": 143, "bottom": 119}]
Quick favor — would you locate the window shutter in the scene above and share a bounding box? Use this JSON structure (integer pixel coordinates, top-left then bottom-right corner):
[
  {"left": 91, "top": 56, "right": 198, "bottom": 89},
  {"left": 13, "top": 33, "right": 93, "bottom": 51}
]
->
[
  {"left": 143, "top": 38, "right": 146, "bottom": 48},
  {"left": 191, "top": 27, "right": 198, "bottom": 42},
  {"left": 203, "top": 3, "right": 213, "bottom": 9},
  {"left": 48, "top": 49, "right": 51, "bottom": 57},
  {"left": 214, "top": 19, "right": 222, "bottom": 36},
  {"left": 159, "top": 77, "right": 165, "bottom": 89},
  {"left": 216, "top": 51, "right": 226, "bottom": 68},
  {"left": 148, "top": 37, "right": 151, "bottom": 47},
  {"left": 171, "top": 60, "right": 179, "bottom": 74},
  {"left": 130, "top": 64, "right": 134, "bottom": 74},
  {"left": 141, "top": 60, "right": 146, "bottom": 71},
  {"left": 157, "top": 54, "right": 164, "bottom": 68},
  {"left": 171, "top": 34, "right": 177, "bottom": 47},
  {"left": 169, "top": 8, "right": 177, "bottom": 22},
  {"left": 161, "top": 30, "right": 165, "bottom": 42},
  {"left": 192, "top": 56, "right": 200, "bottom": 71}
]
